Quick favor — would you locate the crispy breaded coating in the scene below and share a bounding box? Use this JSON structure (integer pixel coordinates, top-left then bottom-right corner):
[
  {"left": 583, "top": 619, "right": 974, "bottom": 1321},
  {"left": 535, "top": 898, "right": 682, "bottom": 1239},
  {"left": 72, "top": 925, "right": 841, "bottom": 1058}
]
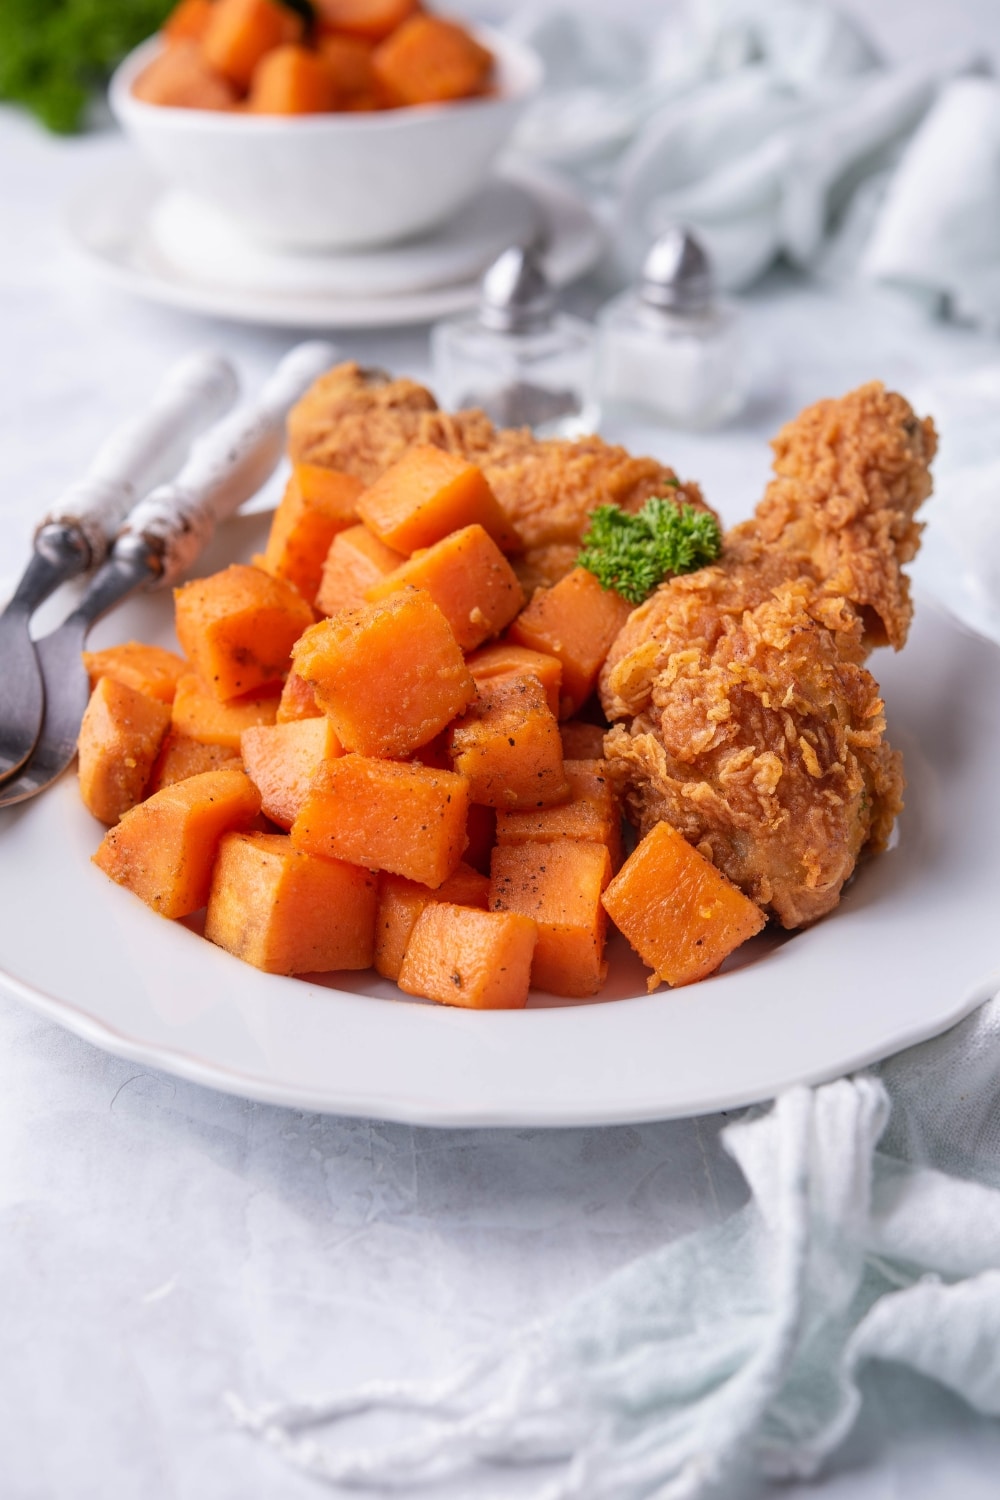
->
[
  {"left": 604, "top": 580, "right": 903, "bottom": 928},
  {"left": 287, "top": 362, "right": 710, "bottom": 554},
  {"left": 601, "top": 383, "right": 935, "bottom": 929}
]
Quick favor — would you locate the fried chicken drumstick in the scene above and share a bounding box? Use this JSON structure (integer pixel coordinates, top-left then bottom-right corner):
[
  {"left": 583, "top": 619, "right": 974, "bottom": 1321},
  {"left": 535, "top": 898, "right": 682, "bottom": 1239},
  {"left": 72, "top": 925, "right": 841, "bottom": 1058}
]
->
[{"left": 600, "top": 383, "right": 937, "bottom": 929}]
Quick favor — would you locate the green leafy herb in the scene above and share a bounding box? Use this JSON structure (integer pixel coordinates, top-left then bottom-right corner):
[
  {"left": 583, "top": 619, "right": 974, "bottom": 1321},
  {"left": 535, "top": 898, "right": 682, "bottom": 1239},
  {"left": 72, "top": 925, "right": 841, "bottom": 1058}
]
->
[
  {"left": 577, "top": 496, "right": 722, "bottom": 605},
  {"left": 0, "top": 0, "right": 174, "bottom": 134}
]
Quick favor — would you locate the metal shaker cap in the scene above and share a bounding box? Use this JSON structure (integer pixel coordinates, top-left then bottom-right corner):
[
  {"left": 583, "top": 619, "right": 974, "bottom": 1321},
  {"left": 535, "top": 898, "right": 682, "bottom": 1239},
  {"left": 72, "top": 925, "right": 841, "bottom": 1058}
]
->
[
  {"left": 639, "top": 227, "right": 714, "bottom": 314},
  {"left": 478, "top": 245, "right": 555, "bottom": 334}
]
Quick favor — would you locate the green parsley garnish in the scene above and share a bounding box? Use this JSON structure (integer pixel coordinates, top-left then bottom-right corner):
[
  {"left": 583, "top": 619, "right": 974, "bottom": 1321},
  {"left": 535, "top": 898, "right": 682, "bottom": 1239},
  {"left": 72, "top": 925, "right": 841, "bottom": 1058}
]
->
[
  {"left": 577, "top": 496, "right": 722, "bottom": 605},
  {"left": 0, "top": 0, "right": 174, "bottom": 133}
]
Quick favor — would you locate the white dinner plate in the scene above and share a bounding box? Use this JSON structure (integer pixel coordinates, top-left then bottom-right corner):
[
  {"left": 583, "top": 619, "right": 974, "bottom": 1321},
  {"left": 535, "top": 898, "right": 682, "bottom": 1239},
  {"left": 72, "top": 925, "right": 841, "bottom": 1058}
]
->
[
  {"left": 1, "top": 513, "right": 998, "bottom": 1127},
  {"left": 67, "top": 155, "right": 604, "bottom": 329}
]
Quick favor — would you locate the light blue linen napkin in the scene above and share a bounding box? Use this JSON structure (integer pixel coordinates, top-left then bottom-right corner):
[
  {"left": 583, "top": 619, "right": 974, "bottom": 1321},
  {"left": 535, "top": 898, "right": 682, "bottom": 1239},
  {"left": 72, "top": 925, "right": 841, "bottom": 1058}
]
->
[
  {"left": 229, "top": 993, "right": 1000, "bottom": 1498},
  {"left": 507, "top": 0, "right": 989, "bottom": 302}
]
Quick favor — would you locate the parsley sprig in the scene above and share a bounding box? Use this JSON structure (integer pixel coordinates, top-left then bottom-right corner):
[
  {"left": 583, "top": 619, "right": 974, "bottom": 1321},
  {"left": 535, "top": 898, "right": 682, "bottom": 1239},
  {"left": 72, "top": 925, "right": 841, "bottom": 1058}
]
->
[{"left": 577, "top": 496, "right": 722, "bottom": 606}]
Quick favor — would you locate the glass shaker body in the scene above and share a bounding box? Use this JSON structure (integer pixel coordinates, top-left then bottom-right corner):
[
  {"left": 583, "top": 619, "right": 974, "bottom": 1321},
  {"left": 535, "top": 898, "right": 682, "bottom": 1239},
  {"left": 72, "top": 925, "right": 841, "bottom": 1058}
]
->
[
  {"left": 598, "top": 289, "right": 744, "bottom": 430},
  {"left": 431, "top": 312, "right": 599, "bottom": 438}
]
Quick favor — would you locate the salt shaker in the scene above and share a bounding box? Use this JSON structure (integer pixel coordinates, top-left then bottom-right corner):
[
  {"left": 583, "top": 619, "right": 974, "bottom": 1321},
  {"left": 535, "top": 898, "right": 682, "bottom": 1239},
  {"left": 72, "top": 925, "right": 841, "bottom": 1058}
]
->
[
  {"left": 598, "top": 228, "right": 744, "bottom": 429},
  {"left": 431, "top": 245, "right": 599, "bottom": 436}
]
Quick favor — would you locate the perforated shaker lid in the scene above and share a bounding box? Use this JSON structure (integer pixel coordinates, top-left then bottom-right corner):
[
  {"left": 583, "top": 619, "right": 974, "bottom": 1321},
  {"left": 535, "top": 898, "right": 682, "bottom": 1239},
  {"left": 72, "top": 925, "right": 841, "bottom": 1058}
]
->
[
  {"left": 639, "top": 227, "right": 715, "bottom": 314},
  {"left": 478, "top": 245, "right": 555, "bottom": 334}
]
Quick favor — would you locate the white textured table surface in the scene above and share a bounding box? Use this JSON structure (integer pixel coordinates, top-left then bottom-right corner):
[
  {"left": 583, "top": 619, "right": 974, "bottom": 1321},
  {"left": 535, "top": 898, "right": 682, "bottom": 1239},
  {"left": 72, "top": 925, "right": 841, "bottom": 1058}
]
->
[{"left": 4, "top": 2, "right": 1000, "bottom": 1493}]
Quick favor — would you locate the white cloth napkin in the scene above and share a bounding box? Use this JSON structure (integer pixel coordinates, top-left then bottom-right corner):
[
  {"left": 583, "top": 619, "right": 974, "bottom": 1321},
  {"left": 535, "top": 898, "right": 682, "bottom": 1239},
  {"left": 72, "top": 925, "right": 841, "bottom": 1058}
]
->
[
  {"left": 862, "top": 77, "right": 1000, "bottom": 329},
  {"left": 228, "top": 992, "right": 1000, "bottom": 1498},
  {"left": 508, "top": 0, "right": 991, "bottom": 304}
]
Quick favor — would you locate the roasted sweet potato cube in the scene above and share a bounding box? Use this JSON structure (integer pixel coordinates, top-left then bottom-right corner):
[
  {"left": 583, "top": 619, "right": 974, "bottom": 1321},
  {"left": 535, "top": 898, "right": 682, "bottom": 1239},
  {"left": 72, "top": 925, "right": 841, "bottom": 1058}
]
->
[
  {"left": 559, "top": 719, "right": 608, "bottom": 759},
  {"left": 163, "top": 0, "right": 214, "bottom": 42},
  {"left": 148, "top": 733, "right": 242, "bottom": 793},
  {"left": 78, "top": 677, "right": 171, "bottom": 825},
  {"left": 374, "top": 861, "right": 490, "bottom": 980},
  {"left": 93, "top": 767, "right": 261, "bottom": 919},
  {"left": 241, "top": 717, "right": 343, "bottom": 829},
  {"left": 366, "top": 525, "right": 524, "bottom": 651},
  {"left": 602, "top": 820, "right": 767, "bottom": 989},
  {"left": 448, "top": 673, "right": 569, "bottom": 810},
  {"left": 466, "top": 640, "right": 563, "bottom": 720},
  {"left": 317, "top": 33, "right": 377, "bottom": 107},
  {"left": 356, "top": 445, "right": 520, "bottom": 555},
  {"left": 373, "top": 15, "right": 493, "bottom": 105},
  {"left": 291, "top": 756, "right": 470, "bottom": 887},
  {"left": 276, "top": 670, "right": 322, "bottom": 722},
  {"left": 202, "top": 0, "right": 303, "bottom": 89},
  {"left": 490, "top": 839, "right": 611, "bottom": 997},
  {"left": 398, "top": 904, "right": 536, "bottom": 1010},
  {"left": 261, "top": 464, "right": 363, "bottom": 603},
  {"left": 291, "top": 586, "right": 475, "bottom": 757},
  {"left": 83, "top": 642, "right": 187, "bottom": 704},
  {"left": 205, "top": 831, "right": 377, "bottom": 973},
  {"left": 172, "top": 673, "right": 281, "bottom": 748},
  {"left": 507, "top": 567, "right": 633, "bottom": 717},
  {"left": 174, "top": 563, "right": 315, "bottom": 702},
  {"left": 495, "top": 759, "right": 623, "bottom": 869},
  {"left": 314, "top": 0, "right": 418, "bottom": 42},
  {"left": 131, "top": 39, "right": 237, "bottom": 109},
  {"left": 248, "top": 44, "right": 342, "bottom": 113},
  {"left": 315, "top": 523, "right": 405, "bottom": 617}
]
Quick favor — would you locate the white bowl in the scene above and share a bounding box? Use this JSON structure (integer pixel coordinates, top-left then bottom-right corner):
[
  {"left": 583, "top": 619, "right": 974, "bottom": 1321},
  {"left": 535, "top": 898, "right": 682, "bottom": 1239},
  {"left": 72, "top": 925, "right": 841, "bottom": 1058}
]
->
[{"left": 109, "top": 28, "right": 542, "bottom": 252}]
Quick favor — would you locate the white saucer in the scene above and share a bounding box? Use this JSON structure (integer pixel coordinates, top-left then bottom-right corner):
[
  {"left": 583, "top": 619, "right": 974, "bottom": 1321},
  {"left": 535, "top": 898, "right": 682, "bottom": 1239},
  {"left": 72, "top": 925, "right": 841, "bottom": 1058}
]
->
[{"left": 68, "top": 154, "right": 604, "bottom": 329}]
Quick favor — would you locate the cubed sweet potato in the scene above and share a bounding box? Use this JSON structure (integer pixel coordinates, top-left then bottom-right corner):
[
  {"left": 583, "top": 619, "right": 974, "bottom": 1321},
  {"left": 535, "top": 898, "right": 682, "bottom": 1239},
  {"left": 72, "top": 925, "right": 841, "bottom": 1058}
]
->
[
  {"left": 397, "top": 904, "right": 536, "bottom": 1010},
  {"left": 356, "top": 445, "right": 519, "bottom": 555},
  {"left": 241, "top": 717, "right": 343, "bottom": 829},
  {"left": 490, "top": 839, "right": 611, "bottom": 997},
  {"left": 205, "top": 831, "right": 377, "bottom": 973},
  {"left": 507, "top": 567, "right": 633, "bottom": 717},
  {"left": 366, "top": 524, "right": 524, "bottom": 651},
  {"left": 373, "top": 15, "right": 493, "bottom": 105},
  {"left": 291, "top": 586, "right": 475, "bottom": 757},
  {"left": 202, "top": 0, "right": 303, "bottom": 90},
  {"left": 495, "top": 758, "right": 622, "bottom": 869},
  {"left": 317, "top": 32, "right": 377, "bottom": 106},
  {"left": 248, "top": 44, "right": 342, "bottom": 113},
  {"left": 314, "top": 0, "right": 418, "bottom": 42},
  {"left": 83, "top": 641, "right": 187, "bottom": 704},
  {"left": 174, "top": 563, "right": 315, "bottom": 701},
  {"left": 172, "top": 673, "right": 281, "bottom": 749},
  {"left": 291, "top": 756, "right": 470, "bottom": 888},
  {"left": 448, "top": 673, "right": 569, "bottom": 810},
  {"left": 261, "top": 465, "right": 363, "bottom": 604},
  {"left": 163, "top": 0, "right": 215, "bottom": 43},
  {"left": 148, "top": 733, "right": 242, "bottom": 793},
  {"left": 93, "top": 767, "right": 261, "bottom": 919},
  {"left": 78, "top": 677, "right": 171, "bottom": 825},
  {"left": 559, "top": 719, "right": 608, "bottom": 759},
  {"left": 131, "top": 40, "right": 237, "bottom": 109},
  {"left": 374, "top": 861, "right": 490, "bottom": 980},
  {"left": 466, "top": 640, "right": 563, "bottom": 719},
  {"left": 315, "top": 523, "right": 405, "bottom": 617},
  {"left": 602, "top": 820, "right": 767, "bottom": 989},
  {"left": 276, "top": 669, "right": 322, "bottom": 722}
]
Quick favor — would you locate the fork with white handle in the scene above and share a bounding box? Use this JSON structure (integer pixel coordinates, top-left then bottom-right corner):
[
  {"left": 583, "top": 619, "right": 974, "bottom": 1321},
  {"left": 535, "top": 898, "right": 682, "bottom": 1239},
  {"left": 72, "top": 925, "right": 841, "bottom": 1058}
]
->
[
  {"left": 0, "top": 351, "right": 240, "bottom": 784},
  {"left": 0, "top": 340, "right": 338, "bottom": 811}
]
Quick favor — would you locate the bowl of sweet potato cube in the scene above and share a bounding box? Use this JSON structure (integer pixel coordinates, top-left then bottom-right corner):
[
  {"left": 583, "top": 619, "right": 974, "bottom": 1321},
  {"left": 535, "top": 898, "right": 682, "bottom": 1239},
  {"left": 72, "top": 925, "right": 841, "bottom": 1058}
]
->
[{"left": 109, "top": 0, "right": 542, "bottom": 250}]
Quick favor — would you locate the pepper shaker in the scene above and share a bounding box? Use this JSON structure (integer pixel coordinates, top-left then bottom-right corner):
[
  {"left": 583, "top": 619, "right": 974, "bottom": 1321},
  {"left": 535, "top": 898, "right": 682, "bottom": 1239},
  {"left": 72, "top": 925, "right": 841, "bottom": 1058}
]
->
[
  {"left": 431, "top": 245, "right": 599, "bottom": 436},
  {"left": 598, "top": 228, "right": 744, "bottom": 429}
]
